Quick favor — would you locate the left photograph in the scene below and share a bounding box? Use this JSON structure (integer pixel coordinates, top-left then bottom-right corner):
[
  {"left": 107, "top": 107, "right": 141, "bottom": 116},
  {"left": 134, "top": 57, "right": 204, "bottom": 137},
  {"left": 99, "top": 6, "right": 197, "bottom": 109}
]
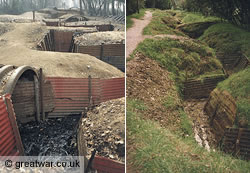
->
[{"left": 0, "top": 0, "right": 125, "bottom": 172}]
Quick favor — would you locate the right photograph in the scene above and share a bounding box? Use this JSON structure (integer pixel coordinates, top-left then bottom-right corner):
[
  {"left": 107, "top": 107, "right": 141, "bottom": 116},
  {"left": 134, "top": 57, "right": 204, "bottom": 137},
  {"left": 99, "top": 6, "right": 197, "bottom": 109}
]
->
[{"left": 126, "top": 0, "right": 250, "bottom": 172}]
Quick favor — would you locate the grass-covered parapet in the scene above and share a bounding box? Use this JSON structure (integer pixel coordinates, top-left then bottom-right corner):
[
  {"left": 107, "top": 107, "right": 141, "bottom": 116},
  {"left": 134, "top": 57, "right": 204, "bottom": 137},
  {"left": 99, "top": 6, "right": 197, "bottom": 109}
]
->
[{"left": 135, "top": 37, "right": 223, "bottom": 86}]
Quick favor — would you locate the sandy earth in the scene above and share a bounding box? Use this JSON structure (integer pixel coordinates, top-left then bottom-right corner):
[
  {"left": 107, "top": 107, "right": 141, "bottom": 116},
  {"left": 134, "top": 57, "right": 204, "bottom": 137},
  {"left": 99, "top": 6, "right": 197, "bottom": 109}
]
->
[
  {"left": 126, "top": 11, "right": 152, "bottom": 58},
  {"left": 75, "top": 31, "right": 125, "bottom": 46},
  {"left": 0, "top": 22, "right": 124, "bottom": 78}
]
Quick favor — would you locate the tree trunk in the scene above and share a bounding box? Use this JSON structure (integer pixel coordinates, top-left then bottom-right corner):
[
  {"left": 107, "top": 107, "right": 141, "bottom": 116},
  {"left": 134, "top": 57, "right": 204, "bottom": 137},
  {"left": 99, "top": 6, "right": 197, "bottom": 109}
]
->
[
  {"left": 80, "top": 0, "right": 83, "bottom": 15},
  {"left": 112, "top": 0, "right": 115, "bottom": 15}
]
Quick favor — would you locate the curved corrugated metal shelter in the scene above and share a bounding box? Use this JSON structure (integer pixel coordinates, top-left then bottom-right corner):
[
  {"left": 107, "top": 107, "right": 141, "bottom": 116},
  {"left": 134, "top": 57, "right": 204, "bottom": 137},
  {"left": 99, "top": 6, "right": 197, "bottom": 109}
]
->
[{"left": 0, "top": 65, "right": 45, "bottom": 123}]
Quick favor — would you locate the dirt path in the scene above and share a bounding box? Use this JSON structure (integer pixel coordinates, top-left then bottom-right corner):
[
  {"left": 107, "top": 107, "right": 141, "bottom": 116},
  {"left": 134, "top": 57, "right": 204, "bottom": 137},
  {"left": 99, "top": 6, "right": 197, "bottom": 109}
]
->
[{"left": 126, "top": 11, "right": 152, "bottom": 58}]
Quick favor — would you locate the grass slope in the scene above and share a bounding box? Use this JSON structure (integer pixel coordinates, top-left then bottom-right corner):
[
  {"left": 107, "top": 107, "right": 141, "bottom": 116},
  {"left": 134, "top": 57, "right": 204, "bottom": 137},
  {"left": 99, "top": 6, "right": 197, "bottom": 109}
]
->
[
  {"left": 143, "top": 9, "right": 185, "bottom": 36},
  {"left": 127, "top": 100, "right": 250, "bottom": 173},
  {"left": 200, "top": 23, "right": 250, "bottom": 57},
  {"left": 135, "top": 37, "right": 222, "bottom": 88}
]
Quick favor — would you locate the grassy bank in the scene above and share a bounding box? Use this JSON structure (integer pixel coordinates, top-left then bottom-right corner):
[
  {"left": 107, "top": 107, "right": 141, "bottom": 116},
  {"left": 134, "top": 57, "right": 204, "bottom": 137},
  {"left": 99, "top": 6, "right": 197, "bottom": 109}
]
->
[
  {"left": 135, "top": 37, "right": 222, "bottom": 91},
  {"left": 199, "top": 23, "right": 250, "bottom": 57},
  {"left": 127, "top": 99, "right": 250, "bottom": 173},
  {"left": 143, "top": 9, "right": 185, "bottom": 36},
  {"left": 126, "top": 9, "right": 146, "bottom": 29}
]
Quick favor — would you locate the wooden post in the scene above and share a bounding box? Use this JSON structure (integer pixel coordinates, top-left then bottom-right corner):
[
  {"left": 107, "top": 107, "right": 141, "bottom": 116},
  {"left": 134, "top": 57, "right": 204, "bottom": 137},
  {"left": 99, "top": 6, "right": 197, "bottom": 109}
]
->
[
  {"left": 88, "top": 75, "right": 92, "bottom": 108},
  {"left": 39, "top": 68, "right": 45, "bottom": 121},
  {"left": 4, "top": 95, "right": 25, "bottom": 155},
  {"left": 34, "top": 76, "right": 40, "bottom": 122},
  {"left": 32, "top": 10, "right": 35, "bottom": 22},
  {"left": 100, "top": 43, "right": 104, "bottom": 60}
]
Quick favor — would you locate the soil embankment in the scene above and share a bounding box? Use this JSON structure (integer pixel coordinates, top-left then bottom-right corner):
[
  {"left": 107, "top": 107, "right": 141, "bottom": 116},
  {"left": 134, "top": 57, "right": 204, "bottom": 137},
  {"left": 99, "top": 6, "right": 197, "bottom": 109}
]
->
[{"left": 0, "top": 22, "right": 124, "bottom": 78}]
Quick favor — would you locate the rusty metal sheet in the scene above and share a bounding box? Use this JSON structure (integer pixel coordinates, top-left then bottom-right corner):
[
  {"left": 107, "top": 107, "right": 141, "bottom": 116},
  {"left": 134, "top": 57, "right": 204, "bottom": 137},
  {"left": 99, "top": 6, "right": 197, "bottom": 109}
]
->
[
  {"left": 93, "top": 155, "right": 125, "bottom": 173},
  {"left": 0, "top": 94, "right": 24, "bottom": 156},
  {"left": 47, "top": 77, "right": 124, "bottom": 116},
  {"left": 100, "top": 78, "right": 125, "bottom": 102},
  {"left": 47, "top": 77, "right": 101, "bottom": 116}
]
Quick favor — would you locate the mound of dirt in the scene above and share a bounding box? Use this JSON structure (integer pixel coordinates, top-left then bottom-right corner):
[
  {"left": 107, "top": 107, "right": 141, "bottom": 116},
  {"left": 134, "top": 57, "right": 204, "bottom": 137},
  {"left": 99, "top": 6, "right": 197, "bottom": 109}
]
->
[
  {"left": 80, "top": 98, "right": 125, "bottom": 163},
  {"left": 74, "top": 31, "right": 125, "bottom": 46},
  {"left": 0, "top": 23, "right": 124, "bottom": 78},
  {"left": 0, "top": 22, "right": 13, "bottom": 36},
  {"left": 127, "top": 53, "right": 181, "bottom": 129}
]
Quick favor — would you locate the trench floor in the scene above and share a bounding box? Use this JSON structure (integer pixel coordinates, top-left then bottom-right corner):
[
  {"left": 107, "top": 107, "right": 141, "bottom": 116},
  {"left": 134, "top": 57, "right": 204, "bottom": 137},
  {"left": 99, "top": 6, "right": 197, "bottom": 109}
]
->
[{"left": 19, "top": 116, "right": 80, "bottom": 156}]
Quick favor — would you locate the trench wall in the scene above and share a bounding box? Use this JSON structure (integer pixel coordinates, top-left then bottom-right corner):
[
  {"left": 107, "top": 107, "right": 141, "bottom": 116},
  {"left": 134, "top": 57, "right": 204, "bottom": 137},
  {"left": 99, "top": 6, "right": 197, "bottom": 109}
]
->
[
  {"left": 223, "top": 128, "right": 250, "bottom": 160},
  {"left": 47, "top": 77, "right": 125, "bottom": 117},
  {"left": 0, "top": 94, "right": 24, "bottom": 156},
  {"left": 73, "top": 44, "right": 125, "bottom": 72},
  {"left": 37, "top": 30, "right": 74, "bottom": 52},
  {"left": 216, "top": 52, "right": 249, "bottom": 74},
  {"left": 37, "top": 31, "right": 125, "bottom": 71},
  {"left": 183, "top": 75, "right": 226, "bottom": 99}
]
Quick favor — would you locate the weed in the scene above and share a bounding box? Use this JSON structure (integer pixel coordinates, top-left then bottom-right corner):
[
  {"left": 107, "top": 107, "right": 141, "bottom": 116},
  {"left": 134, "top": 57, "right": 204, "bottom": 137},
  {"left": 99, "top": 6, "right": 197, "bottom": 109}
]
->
[
  {"left": 126, "top": 9, "right": 146, "bottom": 29},
  {"left": 179, "top": 109, "right": 193, "bottom": 137},
  {"left": 163, "top": 96, "right": 177, "bottom": 109},
  {"left": 127, "top": 99, "right": 147, "bottom": 112}
]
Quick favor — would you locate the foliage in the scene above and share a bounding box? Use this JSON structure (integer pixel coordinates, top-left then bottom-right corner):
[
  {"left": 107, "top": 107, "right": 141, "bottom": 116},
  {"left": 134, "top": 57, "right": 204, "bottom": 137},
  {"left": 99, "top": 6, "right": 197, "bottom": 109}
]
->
[
  {"left": 126, "top": 0, "right": 144, "bottom": 15},
  {"left": 184, "top": 0, "right": 250, "bottom": 29},
  {"left": 145, "top": 0, "right": 172, "bottom": 10},
  {"left": 0, "top": 0, "right": 125, "bottom": 16}
]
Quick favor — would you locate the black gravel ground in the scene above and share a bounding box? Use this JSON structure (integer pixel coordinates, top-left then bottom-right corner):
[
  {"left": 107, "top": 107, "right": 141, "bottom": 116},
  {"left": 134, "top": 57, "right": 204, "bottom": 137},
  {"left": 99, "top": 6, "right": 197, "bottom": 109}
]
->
[{"left": 19, "top": 116, "right": 80, "bottom": 156}]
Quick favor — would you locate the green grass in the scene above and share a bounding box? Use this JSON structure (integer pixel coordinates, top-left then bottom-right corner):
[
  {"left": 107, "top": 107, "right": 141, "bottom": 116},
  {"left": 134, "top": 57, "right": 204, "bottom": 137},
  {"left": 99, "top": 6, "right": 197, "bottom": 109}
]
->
[
  {"left": 163, "top": 96, "right": 177, "bottom": 110},
  {"left": 126, "top": 9, "right": 146, "bottom": 29},
  {"left": 199, "top": 23, "right": 250, "bottom": 57},
  {"left": 135, "top": 37, "right": 222, "bottom": 90},
  {"left": 143, "top": 10, "right": 185, "bottom": 36},
  {"left": 190, "top": 70, "right": 225, "bottom": 80},
  {"left": 217, "top": 67, "right": 250, "bottom": 128},
  {"left": 180, "top": 12, "right": 220, "bottom": 24},
  {"left": 179, "top": 109, "right": 193, "bottom": 137},
  {"left": 127, "top": 100, "right": 250, "bottom": 173}
]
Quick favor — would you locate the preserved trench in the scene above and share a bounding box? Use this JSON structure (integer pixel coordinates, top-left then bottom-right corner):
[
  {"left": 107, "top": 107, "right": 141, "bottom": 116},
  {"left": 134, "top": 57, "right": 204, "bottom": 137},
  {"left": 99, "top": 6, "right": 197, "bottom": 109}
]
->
[
  {"left": 183, "top": 53, "right": 250, "bottom": 159},
  {"left": 0, "top": 13, "right": 125, "bottom": 172}
]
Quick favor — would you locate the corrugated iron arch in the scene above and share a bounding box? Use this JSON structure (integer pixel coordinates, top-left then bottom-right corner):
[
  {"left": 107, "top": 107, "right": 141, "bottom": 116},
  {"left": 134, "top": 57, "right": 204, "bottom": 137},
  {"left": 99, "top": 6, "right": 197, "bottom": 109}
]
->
[{"left": 0, "top": 65, "right": 38, "bottom": 95}]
